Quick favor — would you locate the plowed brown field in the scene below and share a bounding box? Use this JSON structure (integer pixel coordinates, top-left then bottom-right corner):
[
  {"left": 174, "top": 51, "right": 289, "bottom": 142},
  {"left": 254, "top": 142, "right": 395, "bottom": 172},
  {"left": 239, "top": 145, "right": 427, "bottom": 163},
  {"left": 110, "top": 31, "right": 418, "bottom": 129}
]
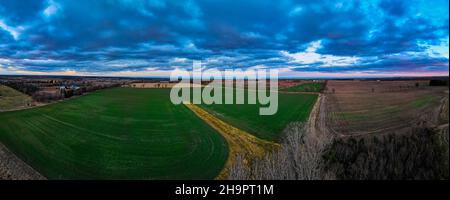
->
[{"left": 323, "top": 80, "right": 448, "bottom": 136}]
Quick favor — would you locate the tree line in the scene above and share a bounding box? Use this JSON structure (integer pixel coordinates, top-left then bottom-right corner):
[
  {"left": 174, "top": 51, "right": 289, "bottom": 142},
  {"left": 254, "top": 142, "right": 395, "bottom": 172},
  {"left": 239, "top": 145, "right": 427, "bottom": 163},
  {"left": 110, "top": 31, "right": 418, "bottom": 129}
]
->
[{"left": 228, "top": 123, "right": 449, "bottom": 180}]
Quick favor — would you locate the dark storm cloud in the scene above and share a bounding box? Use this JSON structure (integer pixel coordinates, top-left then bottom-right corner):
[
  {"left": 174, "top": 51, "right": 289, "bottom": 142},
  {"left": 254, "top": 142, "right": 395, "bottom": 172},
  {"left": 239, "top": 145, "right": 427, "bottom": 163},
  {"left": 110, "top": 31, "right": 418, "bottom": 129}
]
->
[
  {"left": 379, "top": 0, "right": 408, "bottom": 16},
  {"left": 0, "top": 0, "right": 448, "bottom": 75},
  {"left": 291, "top": 55, "right": 449, "bottom": 73},
  {"left": 0, "top": 0, "right": 45, "bottom": 24}
]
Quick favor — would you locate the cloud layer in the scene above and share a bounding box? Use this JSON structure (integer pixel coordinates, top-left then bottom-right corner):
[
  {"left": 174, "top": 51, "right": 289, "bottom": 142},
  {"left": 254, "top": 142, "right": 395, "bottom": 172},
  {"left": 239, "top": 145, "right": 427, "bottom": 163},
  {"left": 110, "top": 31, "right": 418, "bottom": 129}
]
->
[{"left": 0, "top": 0, "right": 448, "bottom": 77}]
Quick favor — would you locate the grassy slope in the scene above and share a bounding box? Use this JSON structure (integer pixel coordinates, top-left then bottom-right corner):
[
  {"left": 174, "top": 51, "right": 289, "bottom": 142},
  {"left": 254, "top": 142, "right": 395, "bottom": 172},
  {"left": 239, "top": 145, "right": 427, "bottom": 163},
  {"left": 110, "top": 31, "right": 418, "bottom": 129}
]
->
[
  {"left": 199, "top": 87, "right": 318, "bottom": 141},
  {"left": 283, "top": 83, "right": 324, "bottom": 92},
  {"left": 0, "top": 87, "right": 228, "bottom": 179},
  {"left": 0, "top": 84, "right": 32, "bottom": 111}
]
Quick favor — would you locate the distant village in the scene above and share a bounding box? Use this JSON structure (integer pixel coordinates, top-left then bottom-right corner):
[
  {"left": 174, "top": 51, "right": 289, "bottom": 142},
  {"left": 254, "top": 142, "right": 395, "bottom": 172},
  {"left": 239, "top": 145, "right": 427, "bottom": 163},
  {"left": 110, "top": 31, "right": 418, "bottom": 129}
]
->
[{"left": 0, "top": 75, "right": 175, "bottom": 103}]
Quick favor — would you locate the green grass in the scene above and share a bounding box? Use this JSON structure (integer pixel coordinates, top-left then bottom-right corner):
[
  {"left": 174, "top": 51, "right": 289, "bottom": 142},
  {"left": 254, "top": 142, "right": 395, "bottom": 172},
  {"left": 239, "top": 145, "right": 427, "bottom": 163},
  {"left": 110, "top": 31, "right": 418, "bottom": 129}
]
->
[
  {"left": 411, "top": 95, "right": 435, "bottom": 108},
  {"left": 0, "top": 87, "right": 228, "bottom": 179},
  {"left": 199, "top": 87, "right": 318, "bottom": 141},
  {"left": 0, "top": 86, "right": 319, "bottom": 179},
  {"left": 283, "top": 83, "right": 324, "bottom": 92}
]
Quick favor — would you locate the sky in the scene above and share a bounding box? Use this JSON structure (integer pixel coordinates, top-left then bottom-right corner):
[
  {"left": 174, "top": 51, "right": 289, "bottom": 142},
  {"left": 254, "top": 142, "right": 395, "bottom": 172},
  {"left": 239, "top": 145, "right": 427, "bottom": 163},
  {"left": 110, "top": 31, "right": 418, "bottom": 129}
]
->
[{"left": 0, "top": 0, "right": 448, "bottom": 78}]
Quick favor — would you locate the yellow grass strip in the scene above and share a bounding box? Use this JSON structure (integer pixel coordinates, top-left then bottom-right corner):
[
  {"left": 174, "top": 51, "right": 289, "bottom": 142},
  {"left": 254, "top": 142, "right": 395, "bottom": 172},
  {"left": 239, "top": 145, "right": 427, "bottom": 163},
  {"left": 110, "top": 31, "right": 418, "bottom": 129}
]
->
[{"left": 184, "top": 103, "right": 280, "bottom": 180}]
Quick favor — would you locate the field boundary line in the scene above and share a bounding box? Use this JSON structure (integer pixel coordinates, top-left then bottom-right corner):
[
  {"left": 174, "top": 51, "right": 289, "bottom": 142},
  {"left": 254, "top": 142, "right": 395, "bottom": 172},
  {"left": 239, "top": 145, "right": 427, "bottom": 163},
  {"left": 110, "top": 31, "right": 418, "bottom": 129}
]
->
[
  {"left": 0, "top": 142, "right": 46, "bottom": 180},
  {"left": 184, "top": 103, "right": 279, "bottom": 180},
  {"left": 307, "top": 94, "right": 322, "bottom": 135}
]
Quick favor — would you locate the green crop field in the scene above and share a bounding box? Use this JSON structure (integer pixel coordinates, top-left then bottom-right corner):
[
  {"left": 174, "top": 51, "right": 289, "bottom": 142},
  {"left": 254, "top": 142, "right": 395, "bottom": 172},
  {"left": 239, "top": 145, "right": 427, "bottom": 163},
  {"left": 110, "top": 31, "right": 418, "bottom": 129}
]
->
[
  {"left": 0, "top": 87, "right": 228, "bottom": 179},
  {"left": 283, "top": 83, "right": 324, "bottom": 92},
  {"left": 0, "top": 86, "right": 318, "bottom": 179},
  {"left": 199, "top": 87, "right": 318, "bottom": 141}
]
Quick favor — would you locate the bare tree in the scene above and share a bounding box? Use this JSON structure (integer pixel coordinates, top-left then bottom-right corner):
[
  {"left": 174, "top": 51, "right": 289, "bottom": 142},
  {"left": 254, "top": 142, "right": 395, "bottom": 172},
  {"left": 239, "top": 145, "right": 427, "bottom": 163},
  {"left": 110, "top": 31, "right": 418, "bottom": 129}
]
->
[
  {"left": 228, "top": 122, "right": 334, "bottom": 180},
  {"left": 228, "top": 154, "right": 250, "bottom": 180}
]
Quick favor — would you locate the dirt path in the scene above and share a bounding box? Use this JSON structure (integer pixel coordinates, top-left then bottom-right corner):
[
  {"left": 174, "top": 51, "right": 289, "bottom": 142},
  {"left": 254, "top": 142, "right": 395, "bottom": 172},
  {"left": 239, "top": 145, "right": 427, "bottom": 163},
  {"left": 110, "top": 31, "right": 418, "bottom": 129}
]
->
[
  {"left": 307, "top": 94, "right": 331, "bottom": 137},
  {"left": 306, "top": 94, "right": 321, "bottom": 135},
  {"left": 0, "top": 142, "right": 46, "bottom": 180},
  {"left": 184, "top": 104, "right": 279, "bottom": 179}
]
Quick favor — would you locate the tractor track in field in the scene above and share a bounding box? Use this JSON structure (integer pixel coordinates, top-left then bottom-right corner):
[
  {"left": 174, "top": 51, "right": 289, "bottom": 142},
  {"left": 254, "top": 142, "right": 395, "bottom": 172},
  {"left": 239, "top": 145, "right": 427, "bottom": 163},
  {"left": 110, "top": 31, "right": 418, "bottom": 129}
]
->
[{"left": 184, "top": 103, "right": 280, "bottom": 180}]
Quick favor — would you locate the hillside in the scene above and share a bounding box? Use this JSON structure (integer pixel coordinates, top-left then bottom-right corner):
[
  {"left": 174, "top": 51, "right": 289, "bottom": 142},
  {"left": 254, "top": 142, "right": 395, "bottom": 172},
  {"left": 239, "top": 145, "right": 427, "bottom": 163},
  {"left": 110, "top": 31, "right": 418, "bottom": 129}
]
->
[{"left": 0, "top": 84, "right": 32, "bottom": 112}]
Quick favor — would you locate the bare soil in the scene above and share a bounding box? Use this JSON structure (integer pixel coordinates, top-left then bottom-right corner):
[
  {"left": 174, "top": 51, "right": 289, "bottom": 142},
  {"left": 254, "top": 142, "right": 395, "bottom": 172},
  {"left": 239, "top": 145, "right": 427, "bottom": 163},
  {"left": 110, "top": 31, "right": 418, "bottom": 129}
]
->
[
  {"left": 0, "top": 142, "right": 46, "bottom": 180},
  {"left": 321, "top": 80, "right": 448, "bottom": 136}
]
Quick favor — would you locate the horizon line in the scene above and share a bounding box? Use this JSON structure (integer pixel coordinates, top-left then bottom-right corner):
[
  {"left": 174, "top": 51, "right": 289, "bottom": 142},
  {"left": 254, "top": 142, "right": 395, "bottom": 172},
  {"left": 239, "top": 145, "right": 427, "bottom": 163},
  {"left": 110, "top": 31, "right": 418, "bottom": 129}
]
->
[{"left": 1, "top": 73, "right": 448, "bottom": 80}]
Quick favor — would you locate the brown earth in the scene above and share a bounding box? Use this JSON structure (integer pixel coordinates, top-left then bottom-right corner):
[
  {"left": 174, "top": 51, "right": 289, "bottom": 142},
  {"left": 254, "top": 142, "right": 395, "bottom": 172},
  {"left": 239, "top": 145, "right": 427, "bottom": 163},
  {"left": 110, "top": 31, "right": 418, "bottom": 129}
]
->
[
  {"left": 0, "top": 142, "right": 46, "bottom": 180},
  {"left": 320, "top": 80, "right": 448, "bottom": 137}
]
